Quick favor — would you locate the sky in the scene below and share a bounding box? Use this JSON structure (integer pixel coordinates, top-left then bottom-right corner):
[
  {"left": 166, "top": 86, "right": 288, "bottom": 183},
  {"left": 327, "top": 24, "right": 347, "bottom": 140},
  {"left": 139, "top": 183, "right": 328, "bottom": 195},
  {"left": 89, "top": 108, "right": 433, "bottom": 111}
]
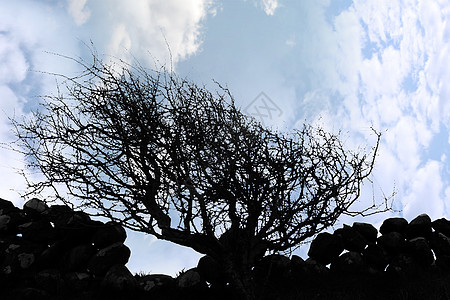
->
[{"left": 1, "top": 0, "right": 450, "bottom": 276}]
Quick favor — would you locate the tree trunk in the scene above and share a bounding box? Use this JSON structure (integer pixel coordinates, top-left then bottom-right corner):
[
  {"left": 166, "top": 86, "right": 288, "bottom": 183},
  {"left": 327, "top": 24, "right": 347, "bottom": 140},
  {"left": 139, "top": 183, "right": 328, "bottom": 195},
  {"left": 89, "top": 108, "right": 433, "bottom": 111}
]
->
[{"left": 222, "top": 255, "right": 257, "bottom": 300}]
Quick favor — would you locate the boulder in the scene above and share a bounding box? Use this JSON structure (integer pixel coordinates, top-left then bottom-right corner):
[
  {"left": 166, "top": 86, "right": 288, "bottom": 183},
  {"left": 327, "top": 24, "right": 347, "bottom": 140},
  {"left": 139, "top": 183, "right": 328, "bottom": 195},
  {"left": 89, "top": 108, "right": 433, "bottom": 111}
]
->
[
  {"left": 304, "top": 258, "right": 329, "bottom": 274},
  {"left": 362, "top": 244, "right": 389, "bottom": 271},
  {"left": 290, "top": 255, "right": 307, "bottom": 278},
  {"left": 387, "top": 253, "right": 417, "bottom": 274},
  {"left": 0, "top": 207, "right": 29, "bottom": 235},
  {"left": 0, "top": 198, "right": 16, "bottom": 214},
  {"left": 176, "top": 268, "right": 207, "bottom": 289},
  {"left": 331, "top": 251, "right": 365, "bottom": 274},
  {"left": 408, "top": 237, "right": 434, "bottom": 266},
  {"left": 23, "top": 198, "right": 48, "bottom": 219},
  {"left": 8, "top": 287, "right": 48, "bottom": 300},
  {"left": 87, "top": 242, "right": 131, "bottom": 276},
  {"left": 405, "top": 214, "right": 432, "bottom": 239},
  {"left": 64, "top": 272, "right": 93, "bottom": 292},
  {"left": 0, "top": 215, "right": 11, "bottom": 232},
  {"left": 101, "top": 264, "right": 138, "bottom": 292},
  {"left": 35, "top": 240, "right": 70, "bottom": 270},
  {"left": 136, "top": 274, "right": 175, "bottom": 292},
  {"left": 2, "top": 241, "right": 46, "bottom": 274},
  {"left": 435, "top": 255, "right": 450, "bottom": 271},
  {"left": 92, "top": 221, "right": 127, "bottom": 249},
  {"left": 432, "top": 218, "right": 450, "bottom": 237},
  {"left": 430, "top": 231, "right": 450, "bottom": 257},
  {"left": 43, "top": 205, "right": 72, "bottom": 222},
  {"left": 335, "top": 224, "right": 368, "bottom": 252},
  {"left": 34, "top": 269, "right": 64, "bottom": 294},
  {"left": 352, "top": 222, "right": 378, "bottom": 243},
  {"left": 379, "top": 217, "right": 408, "bottom": 235},
  {"left": 377, "top": 232, "right": 406, "bottom": 255},
  {"left": 62, "top": 243, "right": 97, "bottom": 272},
  {"left": 308, "top": 232, "right": 344, "bottom": 265},
  {"left": 18, "top": 220, "right": 55, "bottom": 243},
  {"left": 53, "top": 211, "right": 97, "bottom": 244},
  {"left": 253, "top": 254, "right": 291, "bottom": 284},
  {"left": 197, "top": 255, "right": 226, "bottom": 285}
]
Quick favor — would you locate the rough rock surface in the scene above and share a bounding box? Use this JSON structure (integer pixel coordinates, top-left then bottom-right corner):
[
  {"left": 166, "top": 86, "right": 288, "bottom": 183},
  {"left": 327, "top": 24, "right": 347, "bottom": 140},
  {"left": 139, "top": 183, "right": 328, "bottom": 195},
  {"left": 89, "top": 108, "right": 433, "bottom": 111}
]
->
[
  {"left": 307, "top": 232, "right": 344, "bottom": 264},
  {"left": 4, "top": 195, "right": 450, "bottom": 299},
  {"left": 0, "top": 197, "right": 135, "bottom": 299},
  {"left": 379, "top": 217, "right": 408, "bottom": 235}
]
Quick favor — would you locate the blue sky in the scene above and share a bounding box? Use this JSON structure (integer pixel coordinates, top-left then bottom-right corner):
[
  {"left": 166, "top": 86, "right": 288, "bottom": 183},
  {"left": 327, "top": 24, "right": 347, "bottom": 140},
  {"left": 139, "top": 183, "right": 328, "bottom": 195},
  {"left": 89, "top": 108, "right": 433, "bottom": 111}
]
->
[{"left": 1, "top": 0, "right": 450, "bottom": 276}]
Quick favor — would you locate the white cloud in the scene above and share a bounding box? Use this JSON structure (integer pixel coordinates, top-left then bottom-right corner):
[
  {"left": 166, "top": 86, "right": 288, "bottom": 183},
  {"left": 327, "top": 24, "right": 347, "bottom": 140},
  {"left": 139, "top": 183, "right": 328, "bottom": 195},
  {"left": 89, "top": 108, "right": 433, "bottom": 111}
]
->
[
  {"left": 402, "top": 160, "right": 444, "bottom": 220},
  {"left": 290, "top": 0, "right": 450, "bottom": 225},
  {"left": 0, "top": 0, "right": 216, "bottom": 276},
  {"left": 0, "top": 35, "right": 28, "bottom": 84},
  {"left": 261, "top": 0, "right": 278, "bottom": 15},
  {"left": 67, "top": 0, "right": 91, "bottom": 26},
  {"left": 80, "top": 0, "right": 214, "bottom": 67}
]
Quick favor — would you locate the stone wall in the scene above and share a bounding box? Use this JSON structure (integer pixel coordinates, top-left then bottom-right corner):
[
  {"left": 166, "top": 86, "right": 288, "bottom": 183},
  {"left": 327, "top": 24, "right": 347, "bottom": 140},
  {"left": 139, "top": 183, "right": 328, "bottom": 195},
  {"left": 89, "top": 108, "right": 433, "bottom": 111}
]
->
[
  {"left": 0, "top": 197, "right": 138, "bottom": 299},
  {"left": 3, "top": 195, "right": 450, "bottom": 299}
]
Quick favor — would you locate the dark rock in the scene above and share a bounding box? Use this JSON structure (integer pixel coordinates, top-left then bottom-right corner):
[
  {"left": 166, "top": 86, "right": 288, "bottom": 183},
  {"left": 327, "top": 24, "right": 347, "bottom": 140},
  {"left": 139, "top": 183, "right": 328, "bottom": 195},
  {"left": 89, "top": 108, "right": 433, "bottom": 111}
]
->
[
  {"left": 87, "top": 242, "right": 131, "bottom": 276},
  {"left": 432, "top": 218, "right": 450, "bottom": 237},
  {"left": 405, "top": 214, "right": 432, "bottom": 239},
  {"left": 35, "top": 240, "right": 70, "bottom": 270},
  {"left": 101, "top": 264, "right": 138, "bottom": 292},
  {"left": 92, "top": 221, "right": 127, "bottom": 249},
  {"left": 387, "top": 253, "right": 417, "bottom": 274},
  {"left": 435, "top": 255, "right": 450, "bottom": 271},
  {"left": 408, "top": 237, "right": 434, "bottom": 266},
  {"left": 43, "top": 205, "right": 72, "bottom": 222},
  {"left": 377, "top": 232, "right": 406, "bottom": 255},
  {"left": 176, "top": 268, "right": 207, "bottom": 289},
  {"left": 290, "top": 255, "right": 307, "bottom": 278},
  {"left": 35, "top": 269, "right": 64, "bottom": 294},
  {"left": 331, "top": 251, "right": 365, "bottom": 274},
  {"left": 363, "top": 243, "right": 389, "bottom": 271},
  {"left": 18, "top": 220, "right": 55, "bottom": 243},
  {"left": 0, "top": 207, "right": 29, "bottom": 234},
  {"left": 0, "top": 198, "right": 16, "bottom": 214},
  {"left": 64, "top": 271, "right": 93, "bottom": 292},
  {"left": 136, "top": 274, "right": 175, "bottom": 292},
  {"left": 379, "top": 217, "right": 408, "bottom": 235},
  {"left": 253, "top": 254, "right": 291, "bottom": 284},
  {"left": 304, "top": 258, "right": 329, "bottom": 274},
  {"left": 0, "top": 215, "right": 11, "bottom": 232},
  {"left": 335, "top": 224, "right": 368, "bottom": 252},
  {"left": 430, "top": 231, "right": 450, "bottom": 257},
  {"left": 2, "top": 241, "right": 46, "bottom": 274},
  {"left": 62, "top": 243, "right": 97, "bottom": 272},
  {"left": 352, "top": 222, "right": 378, "bottom": 243},
  {"left": 8, "top": 287, "right": 49, "bottom": 300},
  {"left": 53, "top": 211, "right": 95, "bottom": 243},
  {"left": 197, "top": 255, "right": 226, "bottom": 285},
  {"left": 23, "top": 198, "right": 48, "bottom": 219},
  {"left": 308, "top": 232, "right": 344, "bottom": 265}
]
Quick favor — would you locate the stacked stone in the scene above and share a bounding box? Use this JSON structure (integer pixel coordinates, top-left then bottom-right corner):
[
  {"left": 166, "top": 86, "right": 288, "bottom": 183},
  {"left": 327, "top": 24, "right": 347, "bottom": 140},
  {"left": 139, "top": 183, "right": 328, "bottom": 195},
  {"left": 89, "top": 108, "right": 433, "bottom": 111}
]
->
[
  {"left": 305, "top": 213, "right": 450, "bottom": 276},
  {"left": 0, "top": 197, "right": 134, "bottom": 299}
]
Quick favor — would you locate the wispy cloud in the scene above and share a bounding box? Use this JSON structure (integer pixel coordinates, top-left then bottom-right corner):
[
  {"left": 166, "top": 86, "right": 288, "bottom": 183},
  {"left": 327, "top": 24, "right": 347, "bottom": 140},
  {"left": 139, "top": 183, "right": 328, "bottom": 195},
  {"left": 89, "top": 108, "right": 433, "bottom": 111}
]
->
[
  {"left": 67, "top": 0, "right": 91, "bottom": 26},
  {"left": 261, "top": 0, "right": 278, "bottom": 15}
]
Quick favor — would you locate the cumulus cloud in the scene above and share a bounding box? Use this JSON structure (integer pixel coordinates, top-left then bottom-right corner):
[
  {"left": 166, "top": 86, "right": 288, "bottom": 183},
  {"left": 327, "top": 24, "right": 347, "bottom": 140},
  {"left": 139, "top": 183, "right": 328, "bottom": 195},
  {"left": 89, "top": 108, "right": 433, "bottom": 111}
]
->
[
  {"left": 77, "top": 0, "right": 214, "bottom": 67},
  {"left": 330, "top": 0, "right": 450, "bottom": 221},
  {"left": 285, "top": 0, "right": 450, "bottom": 225},
  {"left": 0, "top": 0, "right": 216, "bottom": 275},
  {"left": 402, "top": 160, "right": 445, "bottom": 220}
]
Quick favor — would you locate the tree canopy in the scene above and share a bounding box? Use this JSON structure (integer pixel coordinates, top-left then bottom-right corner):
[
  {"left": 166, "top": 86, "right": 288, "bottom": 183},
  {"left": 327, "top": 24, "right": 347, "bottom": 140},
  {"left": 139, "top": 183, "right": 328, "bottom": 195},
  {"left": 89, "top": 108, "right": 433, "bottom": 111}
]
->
[{"left": 12, "top": 55, "right": 388, "bottom": 299}]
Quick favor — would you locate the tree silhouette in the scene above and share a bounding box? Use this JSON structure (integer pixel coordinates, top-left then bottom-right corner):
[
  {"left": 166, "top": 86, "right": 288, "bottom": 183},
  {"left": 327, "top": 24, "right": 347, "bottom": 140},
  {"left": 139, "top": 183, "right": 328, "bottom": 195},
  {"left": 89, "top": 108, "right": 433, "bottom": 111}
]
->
[{"left": 13, "top": 55, "right": 388, "bottom": 299}]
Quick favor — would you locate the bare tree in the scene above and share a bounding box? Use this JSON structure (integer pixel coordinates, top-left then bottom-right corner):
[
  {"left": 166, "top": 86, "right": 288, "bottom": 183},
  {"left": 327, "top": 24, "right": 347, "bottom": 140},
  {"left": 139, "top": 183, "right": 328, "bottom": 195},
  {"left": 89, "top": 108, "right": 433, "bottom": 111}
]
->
[{"left": 12, "top": 55, "right": 388, "bottom": 299}]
